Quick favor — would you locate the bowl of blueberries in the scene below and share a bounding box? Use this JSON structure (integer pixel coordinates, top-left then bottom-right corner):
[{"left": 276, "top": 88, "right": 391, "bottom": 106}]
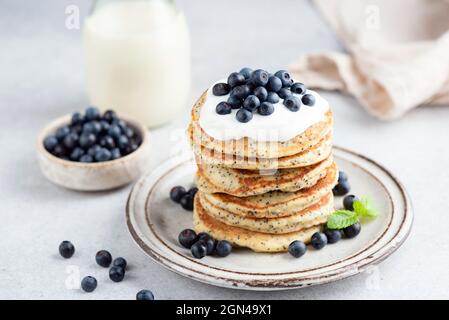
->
[{"left": 37, "top": 107, "right": 151, "bottom": 191}]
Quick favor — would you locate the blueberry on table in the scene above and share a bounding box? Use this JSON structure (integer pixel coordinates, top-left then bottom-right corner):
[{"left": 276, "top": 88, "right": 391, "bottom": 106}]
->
[
  {"left": 43, "top": 135, "right": 58, "bottom": 152},
  {"left": 258, "top": 102, "right": 274, "bottom": 116},
  {"left": 79, "top": 132, "right": 96, "bottom": 149},
  {"left": 170, "top": 186, "right": 187, "bottom": 203},
  {"left": 283, "top": 96, "right": 301, "bottom": 112},
  {"left": 227, "top": 72, "right": 246, "bottom": 88},
  {"left": 59, "top": 240, "right": 75, "bottom": 258},
  {"left": 136, "top": 289, "right": 155, "bottom": 300},
  {"left": 239, "top": 67, "right": 253, "bottom": 79},
  {"left": 103, "top": 110, "right": 117, "bottom": 123},
  {"left": 212, "top": 82, "right": 231, "bottom": 96},
  {"left": 302, "top": 94, "right": 316, "bottom": 106},
  {"left": 343, "top": 222, "right": 361, "bottom": 238},
  {"left": 216, "top": 102, "right": 232, "bottom": 115},
  {"left": 311, "top": 232, "right": 328, "bottom": 250},
  {"left": 277, "top": 88, "right": 291, "bottom": 99},
  {"left": 113, "top": 257, "right": 127, "bottom": 269},
  {"left": 180, "top": 194, "right": 194, "bottom": 211},
  {"left": 178, "top": 229, "right": 198, "bottom": 249},
  {"left": 70, "top": 147, "right": 85, "bottom": 161},
  {"left": 274, "top": 70, "right": 292, "bottom": 87},
  {"left": 332, "top": 180, "right": 351, "bottom": 196},
  {"left": 236, "top": 108, "right": 253, "bottom": 123},
  {"left": 85, "top": 106, "right": 100, "bottom": 121},
  {"left": 81, "top": 276, "right": 97, "bottom": 293},
  {"left": 95, "top": 250, "right": 112, "bottom": 268},
  {"left": 109, "top": 266, "right": 125, "bottom": 282},
  {"left": 79, "top": 154, "right": 94, "bottom": 163},
  {"left": 343, "top": 195, "right": 358, "bottom": 211},
  {"left": 266, "top": 76, "right": 282, "bottom": 92},
  {"left": 227, "top": 96, "right": 242, "bottom": 109},
  {"left": 95, "top": 148, "right": 112, "bottom": 162},
  {"left": 63, "top": 132, "right": 79, "bottom": 150},
  {"left": 215, "top": 240, "right": 232, "bottom": 257},
  {"left": 71, "top": 112, "right": 84, "bottom": 125},
  {"left": 266, "top": 92, "right": 280, "bottom": 104},
  {"left": 251, "top": 69, "right": 269, "bottom": 86},
  {"left": 291, "top": 82, "right": 306, "bottom": 94},
  {"left": 231, "top": 84, "right": 251, "bottom": 100},
  {"left": 191, "top": 241, "right": 207, "bottom": 259},
  {"left": 243, "top": 95, "right": 260, "bottom": 111},
  {"left": 55, "top": 126, "right": 70, "bottom": 141},
  {"left": 288, "top": 240, "right": 307, "bottom": 258},
  {"left": 253, "top": 86, "right": 268, "bottom": 102},
  {"left": 324, "top": 229, "right": 342, "bottom": 244}
]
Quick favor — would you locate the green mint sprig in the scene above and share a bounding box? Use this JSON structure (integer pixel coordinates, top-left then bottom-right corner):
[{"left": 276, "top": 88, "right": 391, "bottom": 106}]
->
[{"left": 327, "top": 195, "right": 379, "bottom": 229}]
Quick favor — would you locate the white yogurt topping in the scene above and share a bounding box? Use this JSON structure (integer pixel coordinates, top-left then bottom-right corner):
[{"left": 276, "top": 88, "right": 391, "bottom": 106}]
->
[{"left": 198, "top": 80, "right": 329, "bottom": 142}]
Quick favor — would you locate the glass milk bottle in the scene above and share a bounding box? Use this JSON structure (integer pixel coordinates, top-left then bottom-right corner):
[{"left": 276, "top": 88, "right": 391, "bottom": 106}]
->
[{"left": 83, "top": 0, "right": 191, "bottom": 127}]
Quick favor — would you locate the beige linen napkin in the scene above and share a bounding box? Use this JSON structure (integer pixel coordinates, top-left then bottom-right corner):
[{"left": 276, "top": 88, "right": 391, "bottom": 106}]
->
[{"left": 289, "top": 0, "right": 449, "bottom": 119}]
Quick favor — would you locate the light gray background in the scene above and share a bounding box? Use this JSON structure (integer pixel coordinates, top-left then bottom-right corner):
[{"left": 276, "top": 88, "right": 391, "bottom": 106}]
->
[{"left": 1, "top": 0, "right": 448, "bottom": 299}]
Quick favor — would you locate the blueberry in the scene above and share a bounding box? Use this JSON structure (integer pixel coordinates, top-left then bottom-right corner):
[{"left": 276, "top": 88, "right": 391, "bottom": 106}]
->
[
  {"left": 188, "top": 187, "right": 199, "bottom": 198},
  {"left": 236, "top": 108, "right": 253, "bottom": 123},
  {"left": 70, "top": 147, "right": 85, "bottom": 161},
  {"left": 199, "top": 238, "right": 216, "bottom": 255},
  {"left": 191, "top": 241, "right": 207, "bottom": 259},
  {"left": 99, "top": 136, "right": 115, "bottom": 149},
  {"left": 71, "top": 112, "right": 84, "bottom": 125},
  {"left": 108, "top": 125, "right": 122, "bottom": 139},
  {"left": 52, "top": 145, "right": 67, "bottom": 158},
  {"left": 95, "top": 148, "right": 112, "bottom": 162},
  {"left": 258, "top": 102, "right": 274, "bottom": 116},
  {"left": 85, "top": 106, "right": 100, "bottom": 121},
  {"left": 95, "top": 250, "right": 112, "bottom": 267},
  {"left": 112, "top": 257, "right": 127, "bottom": 269},
  {"left": 274, "top": 70, "right": 292, "bottom": 87},
  {"left": 124, "top": 142, "right": 139, "bottom": 155},
  {"left": 63, "top": 132, "right": 79, "bottom": 150},
  {"left": 266, "top": 76, "right": 282, "bottom": 92},
  {"left": 136, "top": 289, "right": 155, "bottom": 300},
  {"left": 227, "top": 72, "right": 246, "bottom": 88},
  {"left": 79, "top": 154, "right": 94, "bottom": 163},
  {"left": 117, "top": 135, "right": 129, "bottom": 150},
  {"left": 343, "top": 222, "right": 361, "bottom": 238},
  {"left": 43, "top": 135, "right": 58, "bottom": 152},
  {"left": 215, "top": 240, "right": 232, "bottom": 257},
  {"left": 266, "top": 92, "right": 280, "bottom": 104},
  {"left": 302, "top": 94, "right": 316, "bottom": 106},
  {"left": 180, "top": 194, "right": 194, "bottom": 211},
  {"left": 111, "top": 148, "right": 121, "bottom": 160},
  {"left": 59, "top": 240, "right": 75, "bottom": 258},
  {"left": 71, "top": 124, "right": 83, "bottom": 134},
  {"left": 324, "top": 229, "right": 342, "bottom": 244},
  {"left": 55, "top": 126, "right": 70, "bottom": 141},
  {"left": 291, "top": 82, "right": 306, "bottom": 94},
  {"left": 332, "top": 180, "right": 350, "bottom": 196},
  {"left": 216, "top": 102, "right": 232, "bottom": 115},
  {"left": 100, "top": 120, "right": 110, "bottom": 133},
  {"left": 227, "top": 96, "right": 242, "bottom": 109},
  {"left": 277, "top": 88, "right": 291, "bottom": 99},
  {"left": 243, "top": 95, "right": 260, "bottom": 111},
  {"left": 83, "top": 121, "right": 101, "bottom": 134},
  {"left": 125, "top": 127, "right": 135, "bottom": 139},
  {"left": 109, "top": 266, "right": 125, "bottom": 282},
  {"left": 87, "top": 144, "right": 101, "bottom": 157},
  {"left": 311, "top": 232, "right": 327, "bottom": 249},
  {"left": 239, "top": 67, "right": 253, "bottom": 79},
  {"left": 231, "top": 84, "right": 251, "bottom": 100},
  {"left": 79, "top": 133, "right": 96, "bottom": 149},
  {"left": 178, "top": 229, "right": 198, "bottom": 249},
  {"left": 343, "top": 195, "right": 358, "bottom": 211},
  {"left": 114, "top": 119, "right": 127, "bottom": 132},
  {"left": 283, "top": 96, "right": 301, "bottom": 112},
  {"left": 338, "top": 171, "right": 348, "bottom": 182},
  {"left": 253, "top": 86, "right": 268, "bottom": 102},
  {"left": 170, "top": 186, "right": 187, "bottom": 203},
  {"left": 197, "top": 232, "right": 212, "bottom": 241},
  {"left": 81, "top": 276, "right": 97, "bottom": 293},
  {"left": 251, "top": 69, "right": 269, "bottom": 86},
  {"left": 288, "top": 240, "right": 307, "bottom": 258},
  {"left": 212, "top": 82, "right": 231, "bottom": 96},
  {"left": 103, "top": 110, "right": 117, "bottom": 123}
]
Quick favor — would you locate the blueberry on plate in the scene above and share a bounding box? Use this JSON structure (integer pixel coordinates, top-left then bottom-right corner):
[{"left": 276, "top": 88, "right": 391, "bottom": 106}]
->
[
  {"left": 239, "top": 67, "right": 253, "bottom": 79},
  {"left": 311, "top": 232, "right": 328, "bottom": 249},
  {"left": 251, "top": 69, "right": 269, "bottom": 86},
  {"left": 266, "top": 92, "right": 280, "bottom": 104},
  {"left": 199, "top": 238, "right": 216, "bottom": 255},
  {"left": 274, "top": 70, "right": 292, "bottom": 87},
  {"left": 227, "top": 72, "right": 246, "bottom": 88},
  {"left": 288, "top": 240, "right": 307, "bottom": 258},
  {"left": 343, "top": 222, "right": 361, "bottom": 238},
  {"left": 302, "top": 94, "right": 316, "bottom": 106},
  {"left": 170, "top": 186, "right": 186, "bottom": 203},
  {"left": 188, "top": 187, "right": 198, "bottom": 197},
  {"left": 324, "top": 229, "right": 342, "bottom": 244},
  {"left": 231, "top": 84, "right": 251, "bottom": 100},
  {"left": 95, "top": 250, "right": 112, "bottom": 268},
  {"left": 59, "top": 240, "right": 75, "bottom": 258},
  {"left": 95, "top": 148, "right": 112, "bottom": 162},
  {"left": 212, "top": 82, "right": 231, "bottom": 96},
  {"left": 103, "top": 110, "right": 117, "bottom": 123},
  {"left": 85, "top": 106, "right": 100, "bottom": 121},
  {"left": 283, "top": 96, "right": 301, "bottom": 112},
  {"left": 227, "top": 96, "right": 242, "bottom": 109},
  {"left": 236, "top": 108, "right": 253, "bottom": 123},
  {"left": 338, "top": 170, "right": 348, "bottom": 182},
  {"left": 215, "top": 240, "right": 232, "bottom": 257},
  {"left": 332, "top": 180, "right": 351, "bottom": 196},
  {"left": 136, "top": 289, "right": 154, "bottom": 300},
  {"left": 253, "top": 86, "right": 268, "bottom": 102},
  {"left": 113, "top": 257, "right": 127, "bottom": 269},
  {"left": 109, "top": 266, "right": 125, "bottom": 282},
  {"left": 343, "top": 195, "right": 358, "bottom": 211},
  {"left": 81, "top": 276, "right": 97, "bottom": 293},
  {"left": 258, "top": 102, "right": 274, "bottom": 116},
  {"left": 71, "top": 112, "right": 84, "bottom": 126},
  {"left": 291, "top": 82, "right": 306, "bottom": 94},
  {"left": 243, "top": 95, "right": 260, "bottom": 111},
  {"left": 55, "top": 126, "right": 70, "bottom": 141},
  {"left": 266, "top": 76, "right": 282, "bottom": 92},
  {"left": 191, "top": 241, "right": 207, "bottom": 259},
  {"left": 79, "top": 154, "right": 94, "bottom": 163},
  {"left": 178, "top": 229, "right": 198, "bottom": 249},
  {"left": 277, "top": 88, "right": 291, "bottom": 99},
  {"left": 44, "top": 135, "right": 58, "bottom": 152},
  {"left": 79, "top": 132, "right": 96, "bottom": 149},
  {"left": 70, "top": 147, "right": 85, "bottom": 161},
  {"left": 180, "top": 194, "right": 194, "bottom": 211},
  {"left": 216, "top": 101, "right": 232, "bottom": 115}
]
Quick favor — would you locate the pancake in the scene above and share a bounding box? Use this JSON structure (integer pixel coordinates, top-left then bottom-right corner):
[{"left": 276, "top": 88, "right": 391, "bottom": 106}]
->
[
  {"left": 199, "top": 192, "right": 334, "bottom": 234},
  {"left": 193, "top": 196, "right": 322, "bottom": 252},
  {"left": 195, "top": 156, "right": 334, "bottom": 197},
  {"left": 202, "top": 162, "right": 337, "bottom": 218},
  {"left": 189, "top": 125, "right": 333, "bottom": 170},
  {"left": 190, "top": 90, "right": 333, "bottom": 159}
]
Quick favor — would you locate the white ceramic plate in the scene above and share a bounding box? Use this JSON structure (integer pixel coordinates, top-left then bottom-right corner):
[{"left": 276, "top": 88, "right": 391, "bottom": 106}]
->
[{"left": 126, "top": 147, "right": 413, "bottom": 290}]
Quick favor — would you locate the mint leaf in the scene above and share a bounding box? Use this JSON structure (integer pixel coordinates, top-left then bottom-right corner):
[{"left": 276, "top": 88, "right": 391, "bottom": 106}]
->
[
  {"left": 353, "top": 195, "right": 379, "bottom": 219},
  {"left": 327, "top": 210, "right": 359, "bottom": 229}
]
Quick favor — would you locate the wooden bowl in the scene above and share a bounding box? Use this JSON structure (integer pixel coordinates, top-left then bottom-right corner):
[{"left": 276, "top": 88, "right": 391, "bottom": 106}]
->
[{"left": 37, "top": 114, "right": 151, "bottom": 191}]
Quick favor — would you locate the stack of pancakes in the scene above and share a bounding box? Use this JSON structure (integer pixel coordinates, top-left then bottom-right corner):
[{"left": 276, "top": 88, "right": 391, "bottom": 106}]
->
[{"left": 188, "top": 91, "right": 337, "bottom": 252}]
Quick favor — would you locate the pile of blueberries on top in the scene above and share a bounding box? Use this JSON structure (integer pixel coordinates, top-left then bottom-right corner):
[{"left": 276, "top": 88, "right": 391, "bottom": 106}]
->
[
  {"left": 43, "top": 107, "right": 141, "bottom": 163},
  {"left": 212, "top": 68, "right": 316, "bottom": 123}
]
